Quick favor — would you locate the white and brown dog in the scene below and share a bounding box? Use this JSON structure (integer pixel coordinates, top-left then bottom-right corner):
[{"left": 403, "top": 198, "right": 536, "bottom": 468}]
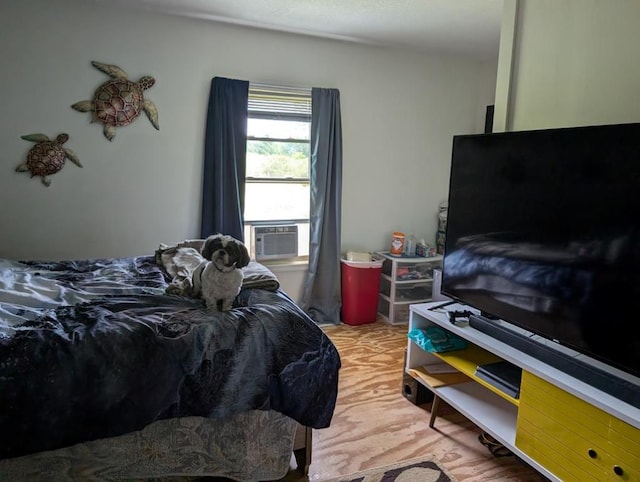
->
[{"left": 192, "top": 234, "right": 250, "bottom": 311}]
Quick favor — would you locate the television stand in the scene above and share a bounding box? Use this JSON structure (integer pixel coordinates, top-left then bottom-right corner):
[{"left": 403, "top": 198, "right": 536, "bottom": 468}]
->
[
  {"left": 406, "top": 302, "right": 640, "bottom": 482},
  {"left": 468, "top": 314, "right": 640, "bottom": 409}
]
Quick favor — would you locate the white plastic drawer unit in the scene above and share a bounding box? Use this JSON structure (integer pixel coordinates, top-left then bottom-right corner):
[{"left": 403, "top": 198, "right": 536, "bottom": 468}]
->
[
  {"left": 375, "top": 252, "right": 443, "bottom": 324},
  {"left": 378, "top": 297, "right": 411, "bottom": 324},
  {"left": 380, "top": 277, "right": 433, "bottom": 301},
  {"left": 381, "top": 258, "right": 440, "bottom": 281}
]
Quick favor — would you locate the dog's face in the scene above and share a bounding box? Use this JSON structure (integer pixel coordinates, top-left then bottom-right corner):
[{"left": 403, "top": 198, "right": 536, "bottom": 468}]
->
[{"left": 201, "top": 234, "right": 250, "bottom": 270}]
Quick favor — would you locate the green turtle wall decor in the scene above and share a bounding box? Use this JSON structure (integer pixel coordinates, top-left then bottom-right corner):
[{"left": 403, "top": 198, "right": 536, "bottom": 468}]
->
[
  {"left": 72, "top": 61, "right": 159, "bottom": 141},
  {"left": 16, "top": 133, "right": 82, "bottom": 187}
]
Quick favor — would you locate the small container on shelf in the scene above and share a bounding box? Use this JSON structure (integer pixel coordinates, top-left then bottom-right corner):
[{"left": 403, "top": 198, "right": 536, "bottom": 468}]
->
[
  {"left": 390, "top": 232, "right": 405, "bottom": 255},
  {"left": 405, "top": 235, "right": 417, "bottom": 257},
  {"left": 416, "top": 240, "right": 437, "bottom": 258}
]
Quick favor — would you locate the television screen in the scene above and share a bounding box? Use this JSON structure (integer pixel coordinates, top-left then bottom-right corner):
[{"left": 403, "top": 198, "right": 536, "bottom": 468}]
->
[{"left": 442, "top": 122, "right": 640, "bottom": 379}]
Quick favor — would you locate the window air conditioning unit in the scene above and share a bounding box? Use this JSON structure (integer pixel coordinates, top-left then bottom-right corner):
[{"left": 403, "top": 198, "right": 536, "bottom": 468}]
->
[{"left": 251, "top": 225, "right": 298, "bottom": 261}]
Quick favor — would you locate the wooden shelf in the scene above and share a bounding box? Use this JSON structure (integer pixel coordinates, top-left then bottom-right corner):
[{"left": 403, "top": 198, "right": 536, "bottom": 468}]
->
[
  {"left": 432, "top": 344, "right": 500, "bottom": 374},
  {"left": 408, "top": 366, "right": 470, "bottom": 388},
  {"left": 433, "top": 345, "right": 519, "bottom": 406},
  {"left": 436, "top": 382, "right": 519, "bottom": 448}
]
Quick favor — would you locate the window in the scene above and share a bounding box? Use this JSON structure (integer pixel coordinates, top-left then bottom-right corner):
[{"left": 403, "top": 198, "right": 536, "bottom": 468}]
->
[{"left": 244, "top": 84, "right": 311, "bottom": 259}]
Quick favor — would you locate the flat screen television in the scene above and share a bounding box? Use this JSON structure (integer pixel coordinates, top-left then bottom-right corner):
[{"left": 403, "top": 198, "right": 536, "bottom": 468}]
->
[{"left": 441, "top": 122, "right": 640, "bottom": 387}]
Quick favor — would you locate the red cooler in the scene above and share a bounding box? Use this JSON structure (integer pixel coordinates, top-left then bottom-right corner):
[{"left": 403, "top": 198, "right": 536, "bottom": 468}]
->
[{"left": 340, "top": 257, "right": 383, "bottom": 325}]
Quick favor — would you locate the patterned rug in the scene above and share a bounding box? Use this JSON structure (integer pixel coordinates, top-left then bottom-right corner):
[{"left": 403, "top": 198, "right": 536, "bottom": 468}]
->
[{"left": 324, "top": 457, "right": 455, "bottom": 482}]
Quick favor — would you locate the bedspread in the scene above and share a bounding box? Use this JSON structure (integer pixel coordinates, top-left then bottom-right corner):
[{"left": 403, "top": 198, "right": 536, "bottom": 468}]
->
[
  {"left": 0, "top": 411, "right": 298, "bottom": 481},
  {"left": 0, "top": 255, "right": 340, "bottom": 460}
]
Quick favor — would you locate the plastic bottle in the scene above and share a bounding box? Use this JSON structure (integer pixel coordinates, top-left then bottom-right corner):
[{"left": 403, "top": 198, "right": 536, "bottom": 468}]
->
[
  {"left": 405, "top": 235, "right": 417, "bottom": 257},
  {"left": 416, "top": 238, "right": 427, "bottom": 257}
]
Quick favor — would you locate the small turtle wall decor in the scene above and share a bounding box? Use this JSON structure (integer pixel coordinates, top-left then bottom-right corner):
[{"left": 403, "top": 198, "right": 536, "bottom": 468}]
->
[
  {"left": 72, "top": 61, "right": 159, "bottom": 141},
  {"left": 16, "top": 133, "right": 82, "bottom": 187}
]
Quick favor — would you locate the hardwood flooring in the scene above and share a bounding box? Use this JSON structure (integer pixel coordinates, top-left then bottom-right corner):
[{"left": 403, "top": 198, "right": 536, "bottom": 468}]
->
[{"left": 300, "top": 320, "right": 548, "bottom": 481}]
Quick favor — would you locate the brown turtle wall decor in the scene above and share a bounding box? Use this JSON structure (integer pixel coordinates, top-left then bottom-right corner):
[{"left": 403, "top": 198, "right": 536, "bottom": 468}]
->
[
  {"left": 72, "top": 61, "right": 159, "bottom": 141},
  {"left": 16, "top": 133, "right": 82, "bottom": 187}
]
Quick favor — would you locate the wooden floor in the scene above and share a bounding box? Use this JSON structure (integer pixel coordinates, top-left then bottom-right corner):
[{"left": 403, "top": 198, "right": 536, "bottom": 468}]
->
[{"left": 298, "top": 320, "right": 548, "bottom": 481}]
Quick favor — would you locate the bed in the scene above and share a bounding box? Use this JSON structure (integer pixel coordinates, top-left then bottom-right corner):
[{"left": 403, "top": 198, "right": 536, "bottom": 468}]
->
[{"left": 0, "top": 240, "right": 340, "bottom": 480}]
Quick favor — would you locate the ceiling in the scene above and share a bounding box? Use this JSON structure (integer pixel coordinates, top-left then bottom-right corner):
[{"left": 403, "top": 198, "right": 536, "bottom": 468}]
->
[{"left": 104, "top": 0, "right": 504, "bottom": 60}]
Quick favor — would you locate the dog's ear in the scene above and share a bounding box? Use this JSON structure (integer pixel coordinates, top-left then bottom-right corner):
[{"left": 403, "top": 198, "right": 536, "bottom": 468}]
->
[
  {"left": 201, "top": 234, "right": 222, "bottom": 260},
  {"left": 235, "top": 242, "right": 251, "bottom": 268}
]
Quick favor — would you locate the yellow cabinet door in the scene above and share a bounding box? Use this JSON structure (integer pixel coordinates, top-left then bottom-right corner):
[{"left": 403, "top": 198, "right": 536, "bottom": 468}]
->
[{"left": 516, "top": 371, "right": 640, "bottom": 481}]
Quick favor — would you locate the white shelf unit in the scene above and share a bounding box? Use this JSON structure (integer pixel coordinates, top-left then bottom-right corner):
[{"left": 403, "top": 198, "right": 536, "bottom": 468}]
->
[
  {"left": 437, "top": 383, "right": 517, "bottom": 447},
  {"left": 407, "top": 303, "right": 557, "bottom": 481},
  {"left": 375, "top": 252, "right": 442, "bottom": 324},
  {"left": 407, "top": 301, "right": 640, "bottom": 482}
]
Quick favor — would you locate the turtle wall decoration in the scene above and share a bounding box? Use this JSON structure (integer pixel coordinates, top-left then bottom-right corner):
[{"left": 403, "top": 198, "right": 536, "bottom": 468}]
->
[
  {"left": 72, "top": 61, "right": 159, "bottom": 141},
  {"left": 16, "top": 133, "right": 82, "bottom": 187}
]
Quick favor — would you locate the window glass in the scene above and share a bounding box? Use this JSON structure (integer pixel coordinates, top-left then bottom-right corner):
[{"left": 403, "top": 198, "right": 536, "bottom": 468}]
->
[
  {"left": 244, "top": 182, "right": 310, "bottom": 221},
  {"left": 247, "top": 139, "right": 309, "bottom": 179},
  {"left": 248, "top": 118, "right": 310, "bottom": 140}
]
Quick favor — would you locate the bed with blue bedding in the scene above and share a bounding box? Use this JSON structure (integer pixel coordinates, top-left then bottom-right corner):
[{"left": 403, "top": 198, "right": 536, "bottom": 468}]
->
[{"left": 0, "top": 243, "right": 340, "bottom": 480}]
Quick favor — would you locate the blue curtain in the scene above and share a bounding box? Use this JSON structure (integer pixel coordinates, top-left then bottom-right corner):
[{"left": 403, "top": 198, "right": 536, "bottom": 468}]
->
[
  {"left": 200, "top": 77, "right": 249, "bottom": 241},
  {"left": 301, "top": 88, "right": 343, "bottom": 324}
]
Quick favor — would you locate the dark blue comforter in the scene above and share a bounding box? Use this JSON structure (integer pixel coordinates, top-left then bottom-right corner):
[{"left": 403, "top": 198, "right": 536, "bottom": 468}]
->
[{"left": 0, "top": 256, "right": 340, "bottom": 460}]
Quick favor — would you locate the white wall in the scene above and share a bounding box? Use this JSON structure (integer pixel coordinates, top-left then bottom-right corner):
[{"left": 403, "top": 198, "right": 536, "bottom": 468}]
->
[
  {"left": 496, "top": 0, "right": 640, "bottom": 131},
  {"left": 0, "top": 0, "right": 496, "bottom": 289}
]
